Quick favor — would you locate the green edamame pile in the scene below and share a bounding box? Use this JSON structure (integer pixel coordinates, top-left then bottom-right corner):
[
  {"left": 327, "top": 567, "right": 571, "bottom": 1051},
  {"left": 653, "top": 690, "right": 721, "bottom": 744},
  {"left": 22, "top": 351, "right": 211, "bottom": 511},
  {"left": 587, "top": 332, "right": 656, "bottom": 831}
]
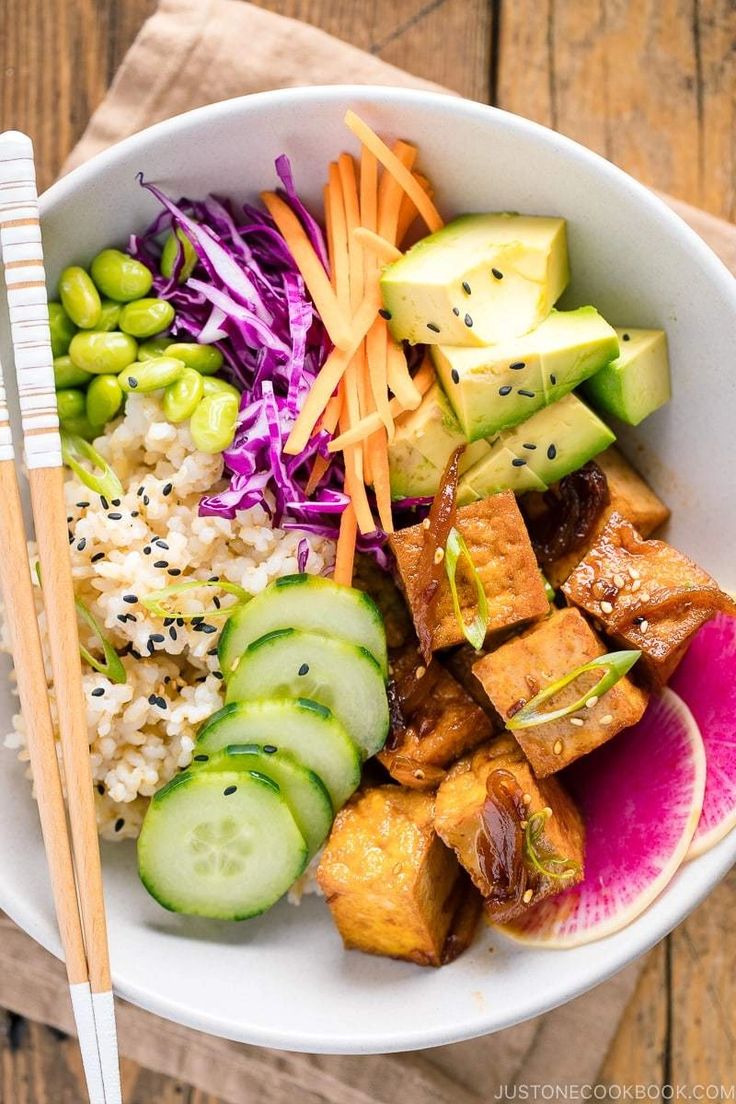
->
[{"left": 51, "top": 244, "right": 238, "bottom": 455}]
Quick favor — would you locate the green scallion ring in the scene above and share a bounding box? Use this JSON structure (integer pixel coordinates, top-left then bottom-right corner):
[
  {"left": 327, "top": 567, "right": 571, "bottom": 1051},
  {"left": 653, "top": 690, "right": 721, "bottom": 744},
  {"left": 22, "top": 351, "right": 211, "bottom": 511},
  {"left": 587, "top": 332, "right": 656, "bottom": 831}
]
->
[
  {"left": 506, "top": 650, "right": 642, "bottom": 730},
  {"left": 444, "top": 525, "right": 489, "bottom": 651}
]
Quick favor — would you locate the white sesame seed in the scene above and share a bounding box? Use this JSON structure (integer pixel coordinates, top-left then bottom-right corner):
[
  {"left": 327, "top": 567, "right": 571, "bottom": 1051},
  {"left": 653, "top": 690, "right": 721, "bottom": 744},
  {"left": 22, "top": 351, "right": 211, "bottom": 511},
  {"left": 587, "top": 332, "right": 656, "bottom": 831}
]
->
[
  {"left": 543, "top": 806, "right": 553, "bottom": 817},
  {"left": 628, "top": 566, "right": 640, "bottom": 580},
  {"left": 639, "top": 619, "right": 649, "bottom": 633},
  {"left": 422, "top": 518, "right": 431, "bottom": 530},
  {"left": 600, "top": 714, "right": 614, "bottom": 725},
  {"left": 523, "top": 889, "right": 534, "bottom": 904},
  {"left": 570, "top": 717, "right": 585, "bottom": 727},
  {"left": 553, "top": 739, "right": 563, "bottom": 755},
  {"left": 433, "top": 547, "right": 445, "bottom": 564},
  {"left": 613, "top": 574, "right": 625, "bottom": 588},
  {"left": 600, "top": 600, "right": 614, "bottom": 614},
  {"left": 631, "top": 579, "right": 641, "bottom": 592},
  {"left": 415, "top": 665, "right": 426, "bottom": 680},
  {"left": 522, "top": 792, "right": 532, "bottom": 805},
  {"left": 585, "top": 695, "right": 599, "bottom": 709},
  {"left": 413, "top": 769, "right": 425, "bottom": 780},
  {"left": 639, "top": 591, "right": 650, "bottom": 603}
]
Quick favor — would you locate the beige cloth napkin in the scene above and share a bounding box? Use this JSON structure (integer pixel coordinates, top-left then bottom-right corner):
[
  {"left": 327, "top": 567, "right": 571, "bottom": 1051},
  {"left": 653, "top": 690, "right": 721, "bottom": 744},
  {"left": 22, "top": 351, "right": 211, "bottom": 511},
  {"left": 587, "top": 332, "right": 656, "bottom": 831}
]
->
[{"left": 49, "top": 0, "right": 734, "bottom": 1095}]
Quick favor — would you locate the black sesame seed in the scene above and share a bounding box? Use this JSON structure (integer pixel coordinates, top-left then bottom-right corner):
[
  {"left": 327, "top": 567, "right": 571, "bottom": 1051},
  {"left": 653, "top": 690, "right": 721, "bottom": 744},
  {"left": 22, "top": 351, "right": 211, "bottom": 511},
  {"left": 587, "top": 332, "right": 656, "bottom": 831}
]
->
[
  {"left": 426, "top": 322, "right": 440, "bottom": 334},
  {"left": 167, "top": 568, "right": 182, "bottom": 576},
  {"left": 142, "top": 495, "right": 150, "bottom": 506},
  {"left": 148, "top": 694, "right": 158, "bottom": 705},
  {"left": 550, "top": 374, "right": 557, "bottom": 385},
  {"left": 131, "top": 649, "right": 143, "bottom": 660},
  {"left": 150, "top": 633, "right": 165, "bottom": 643},
  {"left": 511, "top": 458, "right": 527, "bottom": 467},
  {"left": 91, "top": 688, "right": 105, "bottom": 698},
  {"left": 623, "top": 333, "right": 630, "bottom": 341},
  {"left": 201, "top": 624, "right": 217, "bottom": 635},
  {"left": 193, "top": 754, "right": 209, "bottom": 762},
  {"left": 128, "top": 614, "right": 137, "bottom": 622},
  {"left": 464, "top": 313, "right": 473, "bottom": 328},
  {"left": 499, "top": 385, "right": 513, "bottom": 396},
  {"left": 100, "top": 496, "right": 109, "bottom": 510},
  {"left": 117, "top": 614, "right": 128, "bottom": 623},
  {"left": 163, "top": 617, "right": 174, "bottom": 627},
  {"left": 452, "top": 307, "right": 460, "bottom": 316},
  {"left": 114, "top": 818, "right": 125, "bottom": 832},
  {"left": 147, "top": 640, "right": 155, "bottom": 654},
  {"left": 67, "top": 515, "right": 73, "bottom": 524},
  {"left": 107, "top": 513, "right": 123, "bottom": 521},
  {"left": 298, "top": 663, "right": 310, "bottom": 676},
  {"left": 77, "top": 538, "right": 87, "bottom": 551},
  {"left": 207, "top": 647, "right": 218, "bottom": 656},
  {"left": 136, "top": 486, "right": 144, "bottom": 497},
  {"left": 143, "top": 546, "right": 151, "bottom": 555},
  {"left": 169, "top": 627, "right": 177, "bottom": 641},
  {"left": 223, "top": 786, "right": 237, "bottom": 796},
  {"left": 451, "top": 369, "right": 460, "bottom": 384},
  {"left": 213, "top": 596, "right": 221, "bottom": 609},
  {"left": 123, "top": 594, "right": 137, "bottom": 604},
  {"left": 547, "top": 444, "right": 557, "bottom": 460},
  {"left": 491, "top": 268, "right": 504, "bottom": 280},
  {"left": 213, "top": 670, "right": 223, "bottom": 680},
  {"left": 509, "top": 361, "right": 526, "bottom": 370},
  {"left": 162, "top": 483, "right": 173, "bottom": 496},
  {"left": 127, "top": 377, "right": 139, "bottom": 389},
  {"left": 164, "top": 675, "right": 171, "bottom": 683},
  {"left": 208, "top": 576, "right": 218, "bottom": 583},
  {"left": 155, "top": 540, "right": 169, "bottom": 549},
  {"left": 97, "top": 783, "right": 105, "bottom": 795},
  {"left": 68, "top": 531, "right": 74, "bottom": 543},
  {"left": 111, "top": 499, "right": 121, "bottom": 507},
  {"left": 176, "top": 618, "right": 185, "bottom": 627},
  {"left": 154, "top": 560, "right": 169, "bottom": 569},
  {"left": 76, "top": 501, "right": 90, "bottom": 509},
  {"left": 156, "top": 696, "right": 167, "bottom": 710},
  {"left": 91, "top": 552, "right": 104, "bottom": 563},
  {"left": 131, "top": 511, "right": 139, "bottom": 518},
  {"left": 263, "top": 745, "right": 277, "bottom": 754},
  {"left": 518, "top": 389, "right": 535, "bottom": 398},
  {"left": 192, "top": 616, "right": 204, "bottom": 626},
  {"left": 378, "top": 308, "right": 392, "bottom": 320},
  {"left": 523, "top": 443, "right": 537, "bottom": 451},
  {"left": 462, "top": 281, "right": 472, "bottom": 295}
]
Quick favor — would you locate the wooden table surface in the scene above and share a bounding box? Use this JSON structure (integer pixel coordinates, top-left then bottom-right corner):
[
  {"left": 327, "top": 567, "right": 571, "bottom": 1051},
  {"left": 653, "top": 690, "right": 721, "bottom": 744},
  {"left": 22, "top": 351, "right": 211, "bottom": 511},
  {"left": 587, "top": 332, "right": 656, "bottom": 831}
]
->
[{"left": 1, "top": 1, "right": 735, "bottom": 1099}]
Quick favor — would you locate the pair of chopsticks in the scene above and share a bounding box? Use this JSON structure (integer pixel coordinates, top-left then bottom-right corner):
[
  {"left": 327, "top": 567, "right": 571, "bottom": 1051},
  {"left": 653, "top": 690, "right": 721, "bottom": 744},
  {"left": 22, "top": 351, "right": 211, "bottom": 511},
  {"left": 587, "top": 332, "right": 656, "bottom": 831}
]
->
[{"left": 0, "top": 132, "right": 121, "bottom": 1103}]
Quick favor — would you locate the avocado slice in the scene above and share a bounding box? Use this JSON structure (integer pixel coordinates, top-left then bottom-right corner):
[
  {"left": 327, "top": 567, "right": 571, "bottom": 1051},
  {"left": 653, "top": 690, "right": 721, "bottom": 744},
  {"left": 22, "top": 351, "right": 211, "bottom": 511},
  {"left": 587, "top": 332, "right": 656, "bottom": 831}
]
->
[
  {"left": 457, "top": 394, "right": 615, "bottom": 502},
  {"left": 388, "top": 383, "right": 490, "bottom": 499},
  {"left": 432, "top": 307, "right": 619, "bottom": 442},
  {"left": 380, "top": 213, "right": 569, "bottom": 347},
  {"left": 581, "top": 328, "right": 670, "bottom": 426}
]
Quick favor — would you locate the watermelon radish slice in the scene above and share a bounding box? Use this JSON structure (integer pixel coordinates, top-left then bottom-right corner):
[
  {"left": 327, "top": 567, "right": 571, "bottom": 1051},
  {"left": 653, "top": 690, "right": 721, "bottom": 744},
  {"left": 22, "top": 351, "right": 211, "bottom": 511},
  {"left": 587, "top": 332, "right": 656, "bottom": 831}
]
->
[
  {"left": 670, "top": 613, "right": 736, "bottom": 860},
  {"left": 500, "top": 689, "right": 705, "bottom": 948}
]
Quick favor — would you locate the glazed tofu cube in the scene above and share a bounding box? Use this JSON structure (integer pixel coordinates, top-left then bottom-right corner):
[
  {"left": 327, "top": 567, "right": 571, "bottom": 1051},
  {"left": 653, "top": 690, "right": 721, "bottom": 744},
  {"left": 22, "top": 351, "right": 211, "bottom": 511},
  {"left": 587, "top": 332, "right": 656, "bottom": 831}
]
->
[
  {"left": 318, "top": 786, "right": 477, "bottom": 966},
  {"left": 473, "top": 607, "right": 648, "bottom": 776},
  {"left": 379, "top": 642, "right": 496, "bottom": 788},
  {"left": 562, "top": 512, "right": 736, "bottom": 683},
  {"left": 389, "top": 492, "right": 549, "bottom": 651},
  {"left": 434, "top": 736, "right": 585, "bottom": 923},
  {"left": 534, "top": 447, "right": 670, "bottom": 588}
]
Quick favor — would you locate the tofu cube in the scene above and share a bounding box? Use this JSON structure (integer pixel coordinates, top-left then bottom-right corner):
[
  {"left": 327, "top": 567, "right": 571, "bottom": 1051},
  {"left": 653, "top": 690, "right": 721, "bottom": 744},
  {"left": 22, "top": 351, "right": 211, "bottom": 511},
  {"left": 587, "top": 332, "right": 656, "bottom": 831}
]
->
[
  {"left": 435, "top": 736, "right": 585, "bottom": 922},
  {"left": 389, "top": 492, "right": 549, "bottom": 651},
  {"left": 318, "top": 786, "right": 478, "bottom": 966},
  {"left": 562, "top": 512, "right": 735, "bottom": 683},
  {"left": 473, "top": 607, "right": 648, "bottom": 776},
  {"left": 379, "top": 642, "right": 496, "bottom": 787},
  {"left": 528, "top": 447, "right": 671, "bottom": 588}
]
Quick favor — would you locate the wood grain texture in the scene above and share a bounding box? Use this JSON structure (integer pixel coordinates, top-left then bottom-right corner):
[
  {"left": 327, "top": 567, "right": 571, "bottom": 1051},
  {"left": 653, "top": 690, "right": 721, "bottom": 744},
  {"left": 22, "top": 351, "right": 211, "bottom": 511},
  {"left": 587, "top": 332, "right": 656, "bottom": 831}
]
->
[{"left": 1, "top": 0, "right": 736, "bottom": 1099}]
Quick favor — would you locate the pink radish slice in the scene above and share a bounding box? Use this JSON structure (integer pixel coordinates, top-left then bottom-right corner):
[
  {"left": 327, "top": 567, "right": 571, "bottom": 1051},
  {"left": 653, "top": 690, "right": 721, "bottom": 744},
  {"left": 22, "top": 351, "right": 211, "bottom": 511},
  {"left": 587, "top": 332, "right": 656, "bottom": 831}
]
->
[
  {"left": 670, "top": 613, "right": 736, "bottom": 860},
  {"left": 500, "top": 689, "right": 705, "bottom": 948}
]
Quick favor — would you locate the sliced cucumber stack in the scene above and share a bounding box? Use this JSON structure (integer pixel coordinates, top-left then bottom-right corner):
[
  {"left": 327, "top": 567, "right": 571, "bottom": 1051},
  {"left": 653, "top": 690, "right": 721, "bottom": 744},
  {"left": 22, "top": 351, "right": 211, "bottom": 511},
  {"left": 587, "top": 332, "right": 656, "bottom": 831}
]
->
[
  {"left": 218, "top": 573, "right": 388, "bottom": 678},
  {"left": 137, "top": 769, "right": 307, "bottom": 920},
  {"left": 196, "top": 699, "right": 361, "bottom": 810},
  {"left": 194, "top": 744, "right": 332, "bottom": 858},
  {"left": 225, "top": 628, "right": 389, "bottom": 760}
]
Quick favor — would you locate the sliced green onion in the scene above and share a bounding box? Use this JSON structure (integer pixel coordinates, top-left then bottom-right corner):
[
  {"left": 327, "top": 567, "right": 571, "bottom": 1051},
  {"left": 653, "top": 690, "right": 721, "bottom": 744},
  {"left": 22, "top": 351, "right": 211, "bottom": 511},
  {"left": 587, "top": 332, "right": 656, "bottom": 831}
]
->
[
  {"left": 507, "top": 650, "right": 641, "bottom": 730},
  {"left": 444, "top": 526, "right": 488, "bottom": 651},
  {"left": 540, "top": 571, "right": 556, "bottom": 602},
  {"left": 61, "top": 432, "right": 123, "bottom": 500},
  {"left": 75, "top": 598, "right": 127, "bottom": 684},
  {"left": 524, "top": 808, "right": 580, "bottom": 881},
  {"left": 140, "top": 578, "right": 250, "bottom": 621}
]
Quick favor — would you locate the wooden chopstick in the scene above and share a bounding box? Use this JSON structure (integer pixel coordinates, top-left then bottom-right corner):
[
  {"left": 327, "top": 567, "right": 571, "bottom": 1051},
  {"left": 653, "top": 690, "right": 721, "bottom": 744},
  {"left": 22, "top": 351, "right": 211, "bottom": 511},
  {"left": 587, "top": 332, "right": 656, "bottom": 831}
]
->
[{"left": 0, "top": 130, "right": 121, "bottom": 1104}]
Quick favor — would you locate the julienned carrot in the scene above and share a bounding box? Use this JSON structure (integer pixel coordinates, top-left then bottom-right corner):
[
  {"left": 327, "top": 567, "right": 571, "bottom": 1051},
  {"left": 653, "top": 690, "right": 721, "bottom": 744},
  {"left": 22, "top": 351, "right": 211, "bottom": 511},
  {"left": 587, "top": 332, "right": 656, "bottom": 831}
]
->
[
  {"left": 360, "top": 147, "right": 378, "bottom": 237},
  {"left": 338, "top": 154, "right": 363, "bottom": 309},
  {"left": 386, "top": 339, "right": 423, "bottom": 410},
  {"left": 354, "top": 227, "right": 402, "bottom": 264},
  {"left": 368, "top": 428, "right": 394, "bottom": 534},
  {"left": 261, "top": 191, "right": 351, "bottom": 350},
  {"left": 396, "top": 172, "right": 432, "bottom": 245},
  {"left": 326, "top": 164, "right": 350, "bottom": 314},
  {"left": 328, "top": 359, "right": 434, "bottom": 452},
  {"left": 345, "top": 110, "right": 443, "bottom": 233},
  {"left": 304, "top": 392, "right": 343, "bottom": 496},
  {"left": 323, "top": 184, "right": 337, "bottom": 292},
  {"left": 365, "top": 319, "right": 393, "bottom": 438},
  {"left": 378, "top": 140, "right": 417, "bottom": 246},
  {"left": 333, "top": 501, "right": 357, "bottom": 586}
]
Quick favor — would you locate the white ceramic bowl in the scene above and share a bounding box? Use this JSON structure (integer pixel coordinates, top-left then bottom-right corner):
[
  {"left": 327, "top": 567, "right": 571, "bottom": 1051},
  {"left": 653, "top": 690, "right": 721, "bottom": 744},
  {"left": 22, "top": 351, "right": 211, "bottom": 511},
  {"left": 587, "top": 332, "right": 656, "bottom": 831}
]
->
[{"left": 1, "top": 87, "right": 735, "bottom": 1055}]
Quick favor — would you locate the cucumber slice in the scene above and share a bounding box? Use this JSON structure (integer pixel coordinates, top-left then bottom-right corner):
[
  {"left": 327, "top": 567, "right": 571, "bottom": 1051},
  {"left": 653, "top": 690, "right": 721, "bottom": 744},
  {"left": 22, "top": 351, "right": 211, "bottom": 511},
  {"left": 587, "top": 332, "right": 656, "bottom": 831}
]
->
[
  {"left": 218, "top": 574, "right": 388, "bottom": 678},
  {"left": 137, "top": 769, "right": 307, "bottom": 920},
  {"left": 225, "top": 628, "right": 389, "bottom": 760},
  {"left": 194, "top": 745, "right": 332, "bottom": 857},
  {"left": 195, "top": 699, "right": 361, "bottom": 810}
]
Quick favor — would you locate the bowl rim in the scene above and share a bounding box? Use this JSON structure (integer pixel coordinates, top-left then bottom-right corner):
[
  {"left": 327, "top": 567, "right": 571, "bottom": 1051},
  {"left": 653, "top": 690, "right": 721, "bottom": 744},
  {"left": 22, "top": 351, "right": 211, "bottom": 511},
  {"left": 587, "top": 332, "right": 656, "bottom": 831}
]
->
[{"left": 11, "top": 82, "right": 736, "bottom": 1053}]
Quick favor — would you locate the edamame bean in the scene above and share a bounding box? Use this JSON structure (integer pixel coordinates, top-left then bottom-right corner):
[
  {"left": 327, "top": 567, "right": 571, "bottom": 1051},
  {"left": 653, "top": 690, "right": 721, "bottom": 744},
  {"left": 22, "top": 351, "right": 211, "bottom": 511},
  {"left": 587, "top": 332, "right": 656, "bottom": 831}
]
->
[
  {"left": 164, "top": 342, "right": 223, "bottom": 375},
  {"left": 202, "top": 376, "right": 240, "bottom": 401},
  {"left": 90, "top": 249, "right": 153, "bottom": 302},
  {"left": 118, "top": 356, "right": 185, "bottom": 393},
  {"left": 56, "top": 389, "right": 86, "bottom": 422},
  {"left": 49, "top": 302, "right": 78, "bottom": 357},
  {"left": 53, "top": 355, "right": 93, "bottom": 390},
  {"left": 58, "top": 267, "right": 102, "bottom": 329},
  {"left": 162, "top": 367, "right": 205, "bottom": 423},
  {"left": 119, "top": 298, "right": 175, "bottom": 339},
  {"left": 137, "top": 337, "right": 171, "bottom": 361},
  {"left": 59, "top": 414, "right": 97, "bottom": 441},
  {"left": 69, "top": 331, "right": 138, "bottom": 374},
  {"left": 160, "top": 228, "right": 197, "bottom": 283},
  {"left": 95, "top": 299, "right": 122, "bottom": 332},
  {"left": 189, "top": 392, "right": 239, "bottom": 454},
  {"left": 86, "top": 375, "right": 124, "bottom": 426}
]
